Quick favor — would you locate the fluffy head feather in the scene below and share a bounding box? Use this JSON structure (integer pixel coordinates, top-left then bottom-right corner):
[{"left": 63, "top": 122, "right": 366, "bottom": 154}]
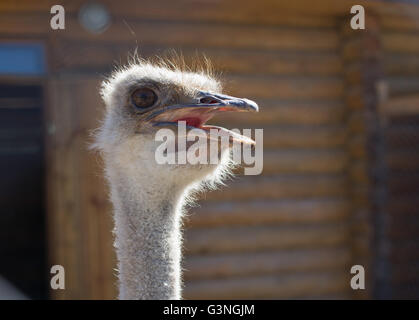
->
[{"left": 93, "top": 57, "right": 233, "bottom": 198}]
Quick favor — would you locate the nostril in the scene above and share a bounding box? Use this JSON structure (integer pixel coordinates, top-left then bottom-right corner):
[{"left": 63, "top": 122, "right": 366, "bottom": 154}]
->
[{"left": 200, "top": 97, "right": 219, "bottom": 104}]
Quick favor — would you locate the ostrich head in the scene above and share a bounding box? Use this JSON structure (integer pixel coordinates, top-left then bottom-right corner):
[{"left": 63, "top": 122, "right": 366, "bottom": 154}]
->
[{"left": 94, "top": 59, "right": 258, "bottom": 193}]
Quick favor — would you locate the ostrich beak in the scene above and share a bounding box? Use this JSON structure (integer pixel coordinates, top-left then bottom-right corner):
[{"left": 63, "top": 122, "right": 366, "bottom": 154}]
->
[
  {"left": 146, "top": 92, "right": 258, "bottom": 122},
  {"left": 147, "top": 92, "right": 259, "bottom": 145}
]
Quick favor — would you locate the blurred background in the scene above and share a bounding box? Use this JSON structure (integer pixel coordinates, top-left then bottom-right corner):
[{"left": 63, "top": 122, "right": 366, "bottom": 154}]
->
[{"left": 0, "top": 0, "right": 419, "bottom": 299}]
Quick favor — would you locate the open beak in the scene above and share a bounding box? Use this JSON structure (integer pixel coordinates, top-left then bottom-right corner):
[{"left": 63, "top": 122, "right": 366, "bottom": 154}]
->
[{"left": 147, "top": 91, "right": 259, "bottom": 145}]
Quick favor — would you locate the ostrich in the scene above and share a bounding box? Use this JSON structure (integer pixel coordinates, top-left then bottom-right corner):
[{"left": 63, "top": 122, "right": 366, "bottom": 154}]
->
[{"left": 93, "top": 58, "right": 258, "bottom": 300}]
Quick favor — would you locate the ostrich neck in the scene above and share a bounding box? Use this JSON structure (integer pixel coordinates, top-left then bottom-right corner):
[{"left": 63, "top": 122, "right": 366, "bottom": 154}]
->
[{"left": 110, "top": 170, "right": 185, "bottom": 300}]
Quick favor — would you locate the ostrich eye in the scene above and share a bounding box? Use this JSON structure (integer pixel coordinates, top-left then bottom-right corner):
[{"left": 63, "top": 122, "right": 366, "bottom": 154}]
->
[{"left": 131, "top": 88, "right": 157, "bottom": 109}]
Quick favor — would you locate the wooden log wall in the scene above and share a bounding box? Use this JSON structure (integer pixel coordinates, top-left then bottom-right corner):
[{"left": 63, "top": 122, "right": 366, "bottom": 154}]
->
[
  {"left": 53, "top": 3, "right": 351, "bottom": 299},
  {"left": 1, "top": 0, "right": 418, "bottom": 299},
  {"left": 1, "top": 0, "right": 353, "bottom": 300}
]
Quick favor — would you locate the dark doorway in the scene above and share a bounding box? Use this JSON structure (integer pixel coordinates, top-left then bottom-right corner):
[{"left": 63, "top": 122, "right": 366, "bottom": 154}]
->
[
  {"left": 373, "top": 95, "right": 419, "bottom": 299},
  {"left": 0, "top": 83, "right": 47, "bottom": 299}
]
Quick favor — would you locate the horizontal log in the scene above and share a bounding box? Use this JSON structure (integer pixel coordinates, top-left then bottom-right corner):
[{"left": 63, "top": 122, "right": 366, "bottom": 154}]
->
[
  {"left": 263, "top": 127, "right": 346, "bottom": 149},
  {"left": 381, "top": 14, "right": 419, "bottom": 32},
  {"left": 0, "top": 12, "right": 49, "bottom": 35},
  {"left": 261, "top": 149, "right": 347, "bottom": 175},
  {"left": 212, "top": 100, "right": 345, "bottom": 126},
  {"left": 186, "top": 198, "right": 349, "bottom": 228},
  {"left": 183, "top": 271, "right": 349, "bottom": 299},
  {"left": 184, "top": 223, "right": 349, "bottom": 254},
  {"left": 234, "top": 149, "right": 347, "bottom": 176},
  {"left": 384, "top": 53, "right": 419, "bottom": 76},
  {"left": 184, "top": 247, "right": 351, "bottom": 280},
  {"left": 208, "top": 125, "right": 346, "bottom": 150},
  {"left": 210, "top": 51, "right": 342, "bottom": 76},
  {"left": 203, "top": 174, "right": 347, "bottom": 201},
  {"left": 55, "top": 16, "right": 340, "bottom": 51},
  {"left": 226, "top": 75, "right": 343, "bottom": 99},
  {"left": 51, "top": 39, "right": 342, "bottom": 75},
  {"left": 382, "top": 32, "right": 419, "bottom": 54},
  {"left": 381, "top": 94, "right": 419, "bottom": 115}
]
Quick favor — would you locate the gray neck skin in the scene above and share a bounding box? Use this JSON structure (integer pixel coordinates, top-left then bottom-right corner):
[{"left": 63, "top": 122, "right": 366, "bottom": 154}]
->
[{"left": 111, "top": 177, "right": 184, "bottom": 300}]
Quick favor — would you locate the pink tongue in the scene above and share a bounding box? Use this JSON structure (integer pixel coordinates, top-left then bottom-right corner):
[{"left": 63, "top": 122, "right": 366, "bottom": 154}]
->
[{"left": 177, "top": 117, "right": 202, "bottom": 128}]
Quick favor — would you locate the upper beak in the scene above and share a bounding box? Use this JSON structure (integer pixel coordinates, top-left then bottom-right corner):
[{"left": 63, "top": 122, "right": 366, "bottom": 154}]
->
[
  {"left": 196, "top": 92, "right": 259, "bottom": 113},
  {"left": 146, "top": 91, "right": 258, "bottom": 124}
]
